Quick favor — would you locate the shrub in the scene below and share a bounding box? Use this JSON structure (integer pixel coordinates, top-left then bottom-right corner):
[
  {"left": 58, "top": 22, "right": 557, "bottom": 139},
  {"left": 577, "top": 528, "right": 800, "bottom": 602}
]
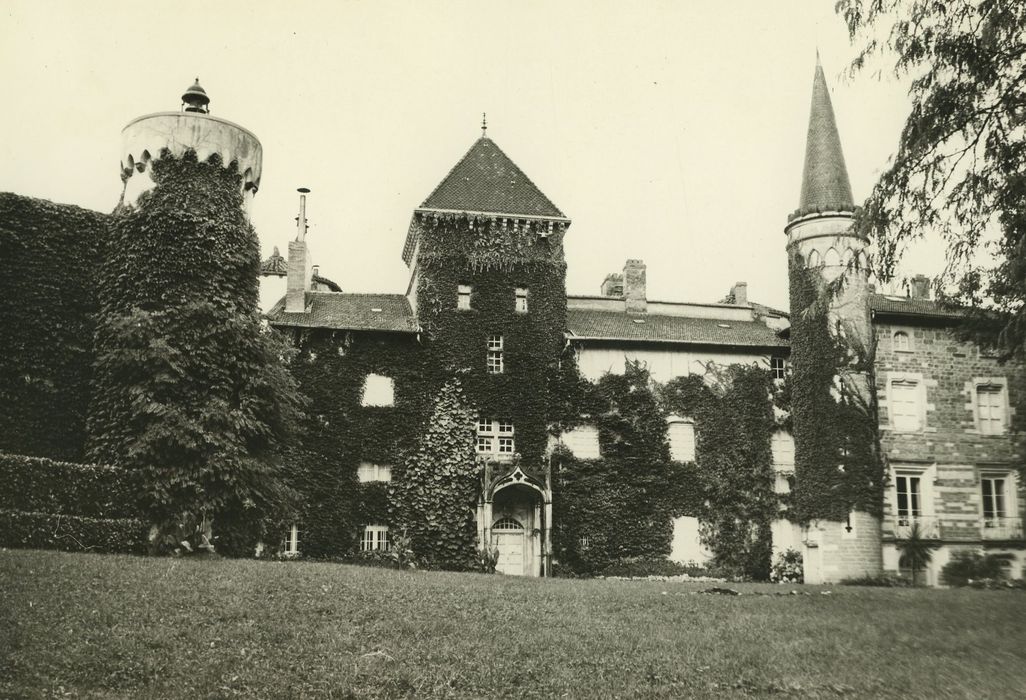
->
[
  {"left": 0, "top": 510, "right": 148, "bottom": 554},
  {"left": 0, "top": 452, "right": 140, "bottom": 519},
  {"left": 770, "top": 548, "right": 804, "bottom": 583},
  {"left": 940, "top": 551, "right": 1011, "bottom": 587},
  {"left": 595, "top": 558, "right": 691, "bottom": 578}
]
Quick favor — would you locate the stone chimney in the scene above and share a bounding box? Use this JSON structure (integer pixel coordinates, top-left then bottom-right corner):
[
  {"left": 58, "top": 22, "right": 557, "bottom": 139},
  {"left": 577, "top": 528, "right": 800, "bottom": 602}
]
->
[
  {"left": 286, "top": 188, "right": 312, "bottom": 313},
  {"left": 601, "top": 273, "right": 624, "bottom": 297},
  {"left": 731, "top": 281, "right": 748, "bottom": 306},
  {"left": 623, "top": 259, "right": 647, "bottom": 314},
  {"left": 910, "top": 274, "right": 931, "bottom": 301}
]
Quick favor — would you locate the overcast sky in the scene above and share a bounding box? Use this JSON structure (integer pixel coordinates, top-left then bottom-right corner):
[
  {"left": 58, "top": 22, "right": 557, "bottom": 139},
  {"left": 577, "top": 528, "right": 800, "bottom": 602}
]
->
[{"left": 1, "top": 1, "right": 933, "bottom": 310}]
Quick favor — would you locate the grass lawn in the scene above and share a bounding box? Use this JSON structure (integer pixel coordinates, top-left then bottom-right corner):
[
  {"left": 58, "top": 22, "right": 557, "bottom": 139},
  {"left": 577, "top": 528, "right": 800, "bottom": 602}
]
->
[{"left": 2, "top": 550, "right": 1025, "bottom": 699}]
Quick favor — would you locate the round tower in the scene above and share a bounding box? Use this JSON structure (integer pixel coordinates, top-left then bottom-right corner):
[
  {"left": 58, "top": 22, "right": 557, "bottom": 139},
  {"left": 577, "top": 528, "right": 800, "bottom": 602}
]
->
[
  {"left": 119, "top": 79, "right": 262, "bottom": 212},
  {"left": 785, "top": 57, "right": 882, "bottom": 584}
]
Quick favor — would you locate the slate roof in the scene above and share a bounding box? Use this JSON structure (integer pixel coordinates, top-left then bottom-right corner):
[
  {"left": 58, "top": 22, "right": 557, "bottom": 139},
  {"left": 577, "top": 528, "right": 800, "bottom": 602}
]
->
[
  {"left": 566, "top": 308, "right": 789, "bottom": 348},
  {"left": 260, "top": 247, "right": 287, "bottom": 276},
  {"left": 792, "top": 58, "right": 855, "bottom": 220},
  {"left": 869, "top": 293, "right": 963, "bottom": 320},
  {"left": 419, "top": 137, "right": 565, "bottom": 218},
  {"left": 266, "top": 293, "right": 419, "bottom": 333}
]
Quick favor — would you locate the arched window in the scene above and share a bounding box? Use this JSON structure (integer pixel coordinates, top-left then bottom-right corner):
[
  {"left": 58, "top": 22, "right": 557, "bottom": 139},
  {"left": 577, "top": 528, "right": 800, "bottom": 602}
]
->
[
  {"left": 492, "top": 517, "right": 524, "bottom": 531},
  {"left": 823, "top": 247, "right": 841, "bottom": 267},
  {"left": 893, "top": 331, "right": 911, "bottom": 352},
  {"left": 806, "top": 249, "right": 821, "bottom": 268}
]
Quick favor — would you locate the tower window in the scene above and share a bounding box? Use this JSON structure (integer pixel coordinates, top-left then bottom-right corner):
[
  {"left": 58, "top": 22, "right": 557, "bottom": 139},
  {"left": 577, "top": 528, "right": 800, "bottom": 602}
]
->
[
  {"left": 458, "top": 284, "right": 472, "bottom": 311},
  {"left": 893, "top": 331, "right": 911, "bottom": 352},
  {"left": 515, "top": 287, "right": 529, "bottom": 313},
  {"left": 487, "top": 335, "right": 504, "bottom": 374},
  {"left": 477, "top": 419, "right": 514, "bottom": 456}
]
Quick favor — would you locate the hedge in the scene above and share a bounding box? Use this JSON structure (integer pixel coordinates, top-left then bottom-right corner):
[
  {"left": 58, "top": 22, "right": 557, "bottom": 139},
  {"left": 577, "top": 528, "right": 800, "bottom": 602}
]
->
[
  {"left": 0, "top": 510, "right": 148, "bottom": 554},
  {"left": 0, "top": 452, "right": 140, "bottom": 519}
]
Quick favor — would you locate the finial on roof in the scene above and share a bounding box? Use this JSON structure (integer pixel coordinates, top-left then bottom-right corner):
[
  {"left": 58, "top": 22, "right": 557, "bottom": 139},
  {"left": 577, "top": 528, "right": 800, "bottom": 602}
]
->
[
  {"left": 815, "top": 47, "right": 821, "bottom": 67},
  {"left": 796, "top": 58, "right": 855, "bottom": 215},
  {"left": 182, "top": 78, "right": 210, "bottom": 114},
  {"left": 481, "top": 112, "right": 487, "bottom": 138}
]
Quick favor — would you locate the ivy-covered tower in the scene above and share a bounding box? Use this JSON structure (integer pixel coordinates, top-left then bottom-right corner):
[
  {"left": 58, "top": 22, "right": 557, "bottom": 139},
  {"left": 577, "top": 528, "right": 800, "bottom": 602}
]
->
[
  {"left": 785, "top": 58, "right": 883, "bottom": 583},
  {"left": 401, "top": 124, "right": 571, "bottom": 575}
]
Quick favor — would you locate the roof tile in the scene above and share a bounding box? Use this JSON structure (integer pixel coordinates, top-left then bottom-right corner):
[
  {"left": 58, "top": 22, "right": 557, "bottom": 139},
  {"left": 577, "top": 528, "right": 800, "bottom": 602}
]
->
[
  {"left": 567, "top": 308, "right": 788, "bottom": 348},
  {"left": 266, "top": 292, "right": 418, "bottom": 333}
]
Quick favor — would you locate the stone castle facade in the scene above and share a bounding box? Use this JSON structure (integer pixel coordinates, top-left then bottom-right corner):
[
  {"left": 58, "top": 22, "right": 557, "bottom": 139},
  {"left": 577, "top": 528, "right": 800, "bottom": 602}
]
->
[{"left": 3, "top": 67, "right": 1023, "bottom": 584}]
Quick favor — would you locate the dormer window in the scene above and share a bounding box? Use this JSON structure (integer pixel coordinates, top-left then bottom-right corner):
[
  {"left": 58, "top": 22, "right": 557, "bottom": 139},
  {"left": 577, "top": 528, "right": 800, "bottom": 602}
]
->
[
  {"left": 458, "top": 284, "right": 472, "bottom": 311},
  {"left": 515, "top": 287, "right": 529, "bottom": 313}
]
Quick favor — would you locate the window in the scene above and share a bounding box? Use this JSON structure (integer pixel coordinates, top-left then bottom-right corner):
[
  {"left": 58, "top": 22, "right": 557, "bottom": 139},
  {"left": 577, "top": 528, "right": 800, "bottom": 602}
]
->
[
  {"left": 357, "top": 462, "right": 392, "bottom": 483},
  {"left": 457, "top": 284, "right": 472, "bottom": 310},
  {"left": 361, "top": 373, "right": 395, "bottom": 407},
  {"left": 981, "top": 472, "right": 1021, "bottom": 539},
  {"left": 981, "top": 475, "right": 1007, "bottom": 523},
  {"left": 770, "top": 357, "right": 786, "bottom": 380},
  {"left": 560, "top": 425, "right": 600, "bottom": 459},
  {"left": 894, "top": 473, "right": 922, "bottom": 526},
  {"left": 477, "top": 419, "right": 514, "bottom": 456},
  {"left": 282, "top": 524, "right": 300, "bottom": 556},
  {"left": 487, "top": 335, "right": 504, "bottom": 374},
  {"left": 976, "top": 383, "right": 1007, "bottom": 435},
  {"left": 892, "top": 331, "right": 911, "bottom": 352},
  {"left": 515, "top": 287, "right": 529, "bottom": 313},
  {"left": 667, "top": 418, "right": 696, "bottom": 462},
  {"left": 361, "top": 525, "right": 390, "bottom": 552},
  {"left": 771, "top": 431, "right": 795, "bottom": 471},
  {"left": 889, "top": 378, "right": 923, "bottom": 431}
]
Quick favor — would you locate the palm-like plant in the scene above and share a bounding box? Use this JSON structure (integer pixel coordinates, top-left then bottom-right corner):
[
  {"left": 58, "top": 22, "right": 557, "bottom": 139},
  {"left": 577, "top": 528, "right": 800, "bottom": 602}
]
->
[{"left": 898, "top": 522, "right": 939, "bottom": 586}]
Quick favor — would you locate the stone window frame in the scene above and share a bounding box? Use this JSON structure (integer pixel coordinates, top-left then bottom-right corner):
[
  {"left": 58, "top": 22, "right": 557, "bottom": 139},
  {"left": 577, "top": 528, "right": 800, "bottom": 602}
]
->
[
  {"left": 886, "top": 371, "right": 927, "bottom": 433},
  {"left": 477, "top": 419, "right": 515, "bottom": 458},
  {"left": 666, "top": 415, "right": 696, "bottom": 463},
  {"left": 978, "top": 467, "right": 1018, "bottom": 531},
  {"left": 887, "top": 462, "right": 938, "bottom": 536},
  {"left": 357, "top": 461, "right": 392, "bottom": 483},
  {"left": 361, "top": 525, "right": 390, "bottom": 552},
  {"left": 457, "top": 284, "right": 472, "bottom": 311},
  {"left": 892, "top": 330, "right": 913, "bottom": 353},
  {"left": 971, "top": 376, "right": 1009, "bottom": 436},
  {"left": 515, "top": 287, "right": 529, "bottom": 314}
]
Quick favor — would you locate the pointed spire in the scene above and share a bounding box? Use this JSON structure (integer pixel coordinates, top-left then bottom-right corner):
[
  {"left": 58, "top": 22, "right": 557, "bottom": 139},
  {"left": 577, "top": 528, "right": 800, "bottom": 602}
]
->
[
  {"left": 796, "top": 58, "right": 854, "bottom": 216},
  {"left": 481, "top": 112, "right": 488, "bottom": 138}
]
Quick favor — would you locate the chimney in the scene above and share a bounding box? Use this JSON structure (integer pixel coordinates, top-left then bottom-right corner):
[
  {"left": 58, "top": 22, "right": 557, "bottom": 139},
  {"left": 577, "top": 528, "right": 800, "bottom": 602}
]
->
[
  {"left": 601, "top": 273, "right": 624, "bottom": 297},
  {"left": 623, "top": 259, "right": 647, "bottom": 314},
  {"left": 910, "top": 274, "right": 931, "bottom": 301},
  {"left": 731, "top": 281, "right": 748, "bottom": 306},
  {"left": 286, "top": 188, "right": 312, "bottom": 313}
]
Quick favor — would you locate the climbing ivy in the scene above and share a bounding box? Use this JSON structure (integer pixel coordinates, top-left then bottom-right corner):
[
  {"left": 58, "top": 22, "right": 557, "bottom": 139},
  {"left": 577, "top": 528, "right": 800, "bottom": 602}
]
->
[
  {"left": 389, "top": 376, "right": 480, "bottom": 569},
  {"left": 787, "top": 256, "right": 884, "bottom": 522},
  {"left": 87, "top": 149, "right": 305, "bottom": 552},
  {"left": 0, "top": 194, "right": 108, "bottom": 461},
  {"left": 661, "top": 365, "right": 777, "bottom": 580}
]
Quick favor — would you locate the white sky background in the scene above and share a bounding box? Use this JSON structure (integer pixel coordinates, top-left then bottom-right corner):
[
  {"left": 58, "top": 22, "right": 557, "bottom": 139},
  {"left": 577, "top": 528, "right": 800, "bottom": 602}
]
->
[{"left": 0, "top": 0, "right": 939, "bottom": 311}]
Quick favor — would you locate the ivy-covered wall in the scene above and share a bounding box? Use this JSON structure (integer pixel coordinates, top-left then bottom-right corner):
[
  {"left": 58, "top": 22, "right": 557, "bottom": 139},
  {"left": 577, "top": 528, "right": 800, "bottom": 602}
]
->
[
  {"left": 87, "top": 150, "right": 303, "bottom": 550},
  {"left": 787, "top": 256, "right": 884, "bottom": 522},
  {"left": 0, "top": 193, "right": 108, "bottom": 461}
]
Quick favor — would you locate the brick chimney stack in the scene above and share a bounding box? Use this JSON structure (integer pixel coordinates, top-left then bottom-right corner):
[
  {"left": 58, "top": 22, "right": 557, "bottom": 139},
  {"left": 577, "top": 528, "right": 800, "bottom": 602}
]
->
[
  {"left": 623, "top": 259, "right": 647, "bottom": 314},
  {"left": 731, "top": 281, "right": 748, "bottom": 306},
  {"left": 286, "top": 188, "right": 312, "bottom": 313},
  {"left": 600, "top": 273, "right": 624, "bottom": 297},
  {"left": 910, "top": 274, "right": 931, "bottom": 301}
]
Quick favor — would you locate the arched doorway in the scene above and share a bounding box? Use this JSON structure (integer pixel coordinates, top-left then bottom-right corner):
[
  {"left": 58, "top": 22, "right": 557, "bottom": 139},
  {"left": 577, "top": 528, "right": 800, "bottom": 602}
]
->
[
  {"left": 478, "top": 465, "right": 552, "bottom": 576},
  {"left": 492, "top": 516, "right": 526, "bottom": 575}
]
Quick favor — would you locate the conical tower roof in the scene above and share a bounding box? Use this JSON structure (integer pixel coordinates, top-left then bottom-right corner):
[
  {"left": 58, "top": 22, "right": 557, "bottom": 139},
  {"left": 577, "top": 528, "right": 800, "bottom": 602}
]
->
[
  {"left": 419, "top": 136, "right": 565, "bottom": 219},
  {"left": 795, "top": 58, "right": 855, "bottom": 217}
]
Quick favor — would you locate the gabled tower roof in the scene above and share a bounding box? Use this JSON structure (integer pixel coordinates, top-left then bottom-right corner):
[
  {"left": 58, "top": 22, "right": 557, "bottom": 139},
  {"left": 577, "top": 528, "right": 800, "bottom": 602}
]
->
[
  {"left": 419, "top": 136, "right": 565, "bottom": 219},
  {"left": 794, "top": 57, "right": 855, "bottom": 218}
]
